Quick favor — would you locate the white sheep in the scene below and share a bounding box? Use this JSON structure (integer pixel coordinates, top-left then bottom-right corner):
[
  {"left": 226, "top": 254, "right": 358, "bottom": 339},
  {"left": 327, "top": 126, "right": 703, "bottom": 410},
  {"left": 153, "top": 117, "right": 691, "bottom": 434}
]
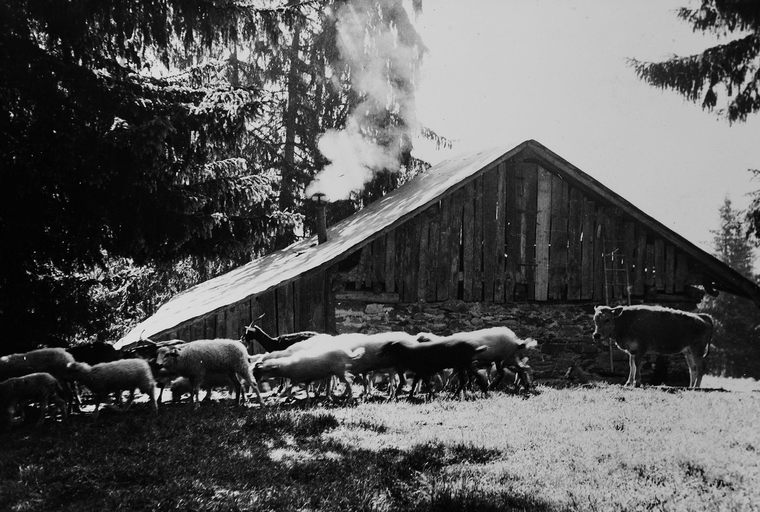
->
[
  {"left": 0, "top": 347, "right": 75, "bottom": 380},
  {"left": 252, "top": 342, "right": 365, "bottom": 402},
  {"left": 0, "top": 372, "right": 68, "bottom": 428},
  {"left": 66, "top": 358, "right": 157, "bottom": 416},
  {"left": 169, "top": 373, "right": 240, "bottom": 403},
  {"left": 0, "top": 347, "right": 77, "bottom": 410},
  {"left": 418, "top": 327, "right": 538, "bottom": 391},
  {"left": 157, "top": 339, "right": 262, "bottom": 406}
]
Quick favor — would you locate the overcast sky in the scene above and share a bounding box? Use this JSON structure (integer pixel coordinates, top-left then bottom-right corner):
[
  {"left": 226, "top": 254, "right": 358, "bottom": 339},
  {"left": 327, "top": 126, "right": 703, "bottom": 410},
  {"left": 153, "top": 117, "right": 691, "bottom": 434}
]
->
[{"left": 409, "top": 0, "right": 760, "bottom": 255}]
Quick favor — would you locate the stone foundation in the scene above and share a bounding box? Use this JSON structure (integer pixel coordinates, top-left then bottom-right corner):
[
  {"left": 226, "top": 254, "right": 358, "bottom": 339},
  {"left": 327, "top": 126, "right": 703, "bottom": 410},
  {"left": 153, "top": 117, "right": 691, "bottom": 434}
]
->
[{"left": 334, "top": 297, "right": 692, "bottom": 386}]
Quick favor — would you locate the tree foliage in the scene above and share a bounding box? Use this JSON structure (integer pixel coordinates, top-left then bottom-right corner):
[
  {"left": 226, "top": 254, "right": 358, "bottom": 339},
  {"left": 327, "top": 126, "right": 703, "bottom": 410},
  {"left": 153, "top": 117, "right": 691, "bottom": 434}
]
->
[
  {"left": 699, "top": 197, "right": 760, "bottom": 378},
  {"left": 0, "top": 0, "right": 432, "bottom": 351},
  {"left": 630, "top": 0, "right": 760, "bottom": 123}
]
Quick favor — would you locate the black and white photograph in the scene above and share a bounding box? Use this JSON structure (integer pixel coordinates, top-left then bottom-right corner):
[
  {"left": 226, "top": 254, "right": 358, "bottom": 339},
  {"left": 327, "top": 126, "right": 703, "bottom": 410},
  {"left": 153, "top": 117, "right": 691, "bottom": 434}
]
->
[{"left": 1, "top": 1, "right": 759, "bottom": 510}]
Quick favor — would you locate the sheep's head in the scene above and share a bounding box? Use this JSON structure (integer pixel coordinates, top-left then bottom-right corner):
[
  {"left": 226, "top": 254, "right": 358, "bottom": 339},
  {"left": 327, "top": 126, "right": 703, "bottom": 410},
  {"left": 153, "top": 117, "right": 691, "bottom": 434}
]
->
[
  {"left": 159, "top": 348, "right": 182, "bottom": 371},
  {"left": 416, "top": 332, "right": 437, "bottom": 343},
  {"left": 65, "top": 361, "right": 91, "bottom": 378}
]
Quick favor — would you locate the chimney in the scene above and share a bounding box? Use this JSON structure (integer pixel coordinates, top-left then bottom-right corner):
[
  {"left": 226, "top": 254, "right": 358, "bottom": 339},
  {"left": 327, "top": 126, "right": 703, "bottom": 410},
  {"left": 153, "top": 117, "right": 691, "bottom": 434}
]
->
[{"left": 311, "top": 192, "right": 328, "bottom": 244}]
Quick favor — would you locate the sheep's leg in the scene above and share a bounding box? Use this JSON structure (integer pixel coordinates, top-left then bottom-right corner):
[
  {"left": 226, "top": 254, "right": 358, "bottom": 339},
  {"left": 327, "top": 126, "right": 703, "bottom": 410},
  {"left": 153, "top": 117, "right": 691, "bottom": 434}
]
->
[
  {"left": 514, "top": 366, "right": 531, "bottom": 392},
  {"left": 190, "top": 377, "right": 202, "bottom": 407},
  {"left": 52, "top": 391, "right": 68, "bottom": 422},
  {"left": 146, "top": 386, "right": 158, "bottom": 413},
  {"left": 240, "top": 370, "right": 263, "bottom": 406},
  {"left": 450, "top": 369, "right": 467, "bottom": 399},
  {"left": 34, "top": 400, "right": 48, "bottom": 427},
  {"left": 121, "top": 389, "right": 136, "bottom": 411},
  {"left": 408, "top": 375, "right": 421, "bottom": 399},
  {"left": 470, "top": 368, "right": 489, "bottom": 397},
  {"left": 424, "top": 377, "right": 437, "bottom": 401},
  {"left": 335, "top": 373, "right": 353, "bottom": 401},
  {"left": 92, "top": 395, "right": 106, "bottom": 420},
  {"left": 490, "top": 361, "right": 506, "bottom": 390}
]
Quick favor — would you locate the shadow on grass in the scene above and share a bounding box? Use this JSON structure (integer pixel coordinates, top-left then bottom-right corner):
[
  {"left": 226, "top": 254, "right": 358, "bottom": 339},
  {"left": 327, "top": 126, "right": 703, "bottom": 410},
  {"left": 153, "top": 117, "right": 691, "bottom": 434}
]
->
[{"left": 0, "top": 402, "right": 566, "bottom": 512}]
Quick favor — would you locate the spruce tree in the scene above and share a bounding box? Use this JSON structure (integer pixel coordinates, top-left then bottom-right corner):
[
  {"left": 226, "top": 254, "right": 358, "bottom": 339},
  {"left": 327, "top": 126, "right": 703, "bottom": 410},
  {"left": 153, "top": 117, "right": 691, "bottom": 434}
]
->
[
  {"left": 699, "top": 197, "right": 760, "bottom": 377},
  {"left": 0, "top": 0, "right": 431, "bottom": 350},
  {"left": 629, "top": 0, "right": 760, "bottom": 123}
]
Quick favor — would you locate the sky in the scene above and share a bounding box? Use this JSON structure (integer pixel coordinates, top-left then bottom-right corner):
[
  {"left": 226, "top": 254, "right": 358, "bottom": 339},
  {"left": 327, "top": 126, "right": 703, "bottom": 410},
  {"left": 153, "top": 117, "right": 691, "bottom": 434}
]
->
[{"left": 408, "top": 0, "right": 760, "bottom": 255}]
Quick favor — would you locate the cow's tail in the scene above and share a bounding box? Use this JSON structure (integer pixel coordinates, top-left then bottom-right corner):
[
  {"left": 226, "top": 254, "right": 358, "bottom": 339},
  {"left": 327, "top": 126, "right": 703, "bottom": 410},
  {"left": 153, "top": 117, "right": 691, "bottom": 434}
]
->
[{"left": 698, "top": 314, "right": 714, "bottom": 358}]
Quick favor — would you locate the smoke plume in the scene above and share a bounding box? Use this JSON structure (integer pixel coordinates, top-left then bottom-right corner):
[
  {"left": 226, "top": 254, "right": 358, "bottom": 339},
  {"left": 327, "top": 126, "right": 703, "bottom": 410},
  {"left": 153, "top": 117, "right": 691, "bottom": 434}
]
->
[{"left": 306, "top": 0, "right": 423, "bottom": 202}]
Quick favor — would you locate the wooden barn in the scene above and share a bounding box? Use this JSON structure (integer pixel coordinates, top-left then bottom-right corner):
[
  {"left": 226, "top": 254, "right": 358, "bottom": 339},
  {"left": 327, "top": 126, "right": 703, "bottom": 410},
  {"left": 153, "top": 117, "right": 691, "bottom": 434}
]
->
[{"left": 117, "top": 140, "right": 760, "bottom": 364}]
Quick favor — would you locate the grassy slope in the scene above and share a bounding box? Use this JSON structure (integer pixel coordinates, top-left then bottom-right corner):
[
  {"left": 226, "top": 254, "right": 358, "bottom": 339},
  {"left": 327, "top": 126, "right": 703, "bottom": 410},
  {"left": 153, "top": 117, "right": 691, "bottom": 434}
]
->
[{"left": 1, "top": 382, "right": 759, "bottom": 512}]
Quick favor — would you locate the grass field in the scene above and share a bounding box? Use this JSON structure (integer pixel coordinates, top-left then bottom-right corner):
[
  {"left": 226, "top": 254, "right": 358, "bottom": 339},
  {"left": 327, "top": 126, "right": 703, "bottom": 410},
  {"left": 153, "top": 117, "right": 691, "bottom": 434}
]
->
[{"left": 1, "top": 379, "right": 759, "bottom": 512}]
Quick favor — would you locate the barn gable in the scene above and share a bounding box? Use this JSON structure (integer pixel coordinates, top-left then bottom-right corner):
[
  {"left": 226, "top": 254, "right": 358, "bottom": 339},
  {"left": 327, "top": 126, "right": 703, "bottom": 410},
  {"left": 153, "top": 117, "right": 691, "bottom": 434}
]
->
[{"left": 117, "top": 140, "right": 760, "bottom": 348}]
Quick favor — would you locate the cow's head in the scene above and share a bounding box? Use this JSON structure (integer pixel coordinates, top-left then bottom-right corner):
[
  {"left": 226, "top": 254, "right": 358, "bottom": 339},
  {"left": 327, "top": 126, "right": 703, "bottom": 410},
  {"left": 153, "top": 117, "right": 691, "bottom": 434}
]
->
[{"left": 592, "top": 305, "right": 624, "bottom": 344}]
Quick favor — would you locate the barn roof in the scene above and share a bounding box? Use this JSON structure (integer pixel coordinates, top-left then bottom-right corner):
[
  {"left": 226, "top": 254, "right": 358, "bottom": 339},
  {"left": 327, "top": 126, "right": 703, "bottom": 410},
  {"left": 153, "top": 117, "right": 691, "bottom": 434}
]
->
[{"left": 117, "top": 139, "right": 760, "bottom": 347}]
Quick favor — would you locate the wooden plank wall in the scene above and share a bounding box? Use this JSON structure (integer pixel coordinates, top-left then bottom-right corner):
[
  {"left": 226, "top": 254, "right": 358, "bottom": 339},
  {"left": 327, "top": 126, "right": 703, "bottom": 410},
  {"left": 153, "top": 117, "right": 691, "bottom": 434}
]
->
[
  {"left": 156, "top": 158, "right": 708, "bottom": 342},
  {"left": 326, "top": 160, "right": 700, "bottom": 307}
]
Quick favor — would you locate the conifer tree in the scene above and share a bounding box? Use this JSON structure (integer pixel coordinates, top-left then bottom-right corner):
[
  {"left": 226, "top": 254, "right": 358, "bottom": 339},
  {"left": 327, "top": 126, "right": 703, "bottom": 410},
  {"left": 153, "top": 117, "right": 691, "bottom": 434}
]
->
[
  {"left": 699, "top": 198, "right": 760, "bottom": 377},
  {"left": 630, "top": 0, "right": 760, "bottom": 123},
  {"left": 0, "top": 0, "right": 432, "bottom": 350}
]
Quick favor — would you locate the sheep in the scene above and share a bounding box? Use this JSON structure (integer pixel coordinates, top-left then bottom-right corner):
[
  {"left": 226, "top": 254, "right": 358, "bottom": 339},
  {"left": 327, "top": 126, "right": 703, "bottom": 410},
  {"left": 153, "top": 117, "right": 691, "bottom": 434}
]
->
[
  {"left": 0, "top": 347, "right": 78, "bottom": 411},
  {"left": 330, "top": 332, "right": 419, "bottom": 399},
  {"left": 66, "top": 358, "right": 157, "bottom": 416},
  {"left": 169, "top": 373, "right": 241, "bottom": 403},
  {"left": 66, "top": 342, "right": 122, "bottom": 365},
  {"left": 157, "top": 339, "right": 262, "bottom": 406},
  {"left": 418, "top": 327, "right": 538, "bottom": 392},
  {"left": 252, "top": 342, "right": 365, "bottom": 403},
  {"left": 380, "top": 338, "right": 488, "bottom": 400},
  {"left": 0, "top": 347, "right": 75, "bottom": 381},
  {"left": 121, "top": 338, "right": 185, "bottom": 404},
  {"left": 0, "top": 372, "right": 68, "bottom": 428}
]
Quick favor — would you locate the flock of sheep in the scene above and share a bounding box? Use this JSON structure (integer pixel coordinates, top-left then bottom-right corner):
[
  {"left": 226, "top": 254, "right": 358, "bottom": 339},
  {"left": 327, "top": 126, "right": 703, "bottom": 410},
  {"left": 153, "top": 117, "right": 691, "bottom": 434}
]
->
[{"left": 0, "top": 325, "right": 538, "bottom": 428}]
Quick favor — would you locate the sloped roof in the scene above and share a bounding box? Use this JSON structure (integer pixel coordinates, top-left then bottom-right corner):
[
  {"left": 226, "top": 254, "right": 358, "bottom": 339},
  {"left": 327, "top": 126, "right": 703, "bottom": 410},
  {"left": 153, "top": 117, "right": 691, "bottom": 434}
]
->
[
  {"left": 117, "top": 142, "right": 525, "bottom": 347},
  {"left": 117, "top": 139, "right": 760, "bottom": 347}
]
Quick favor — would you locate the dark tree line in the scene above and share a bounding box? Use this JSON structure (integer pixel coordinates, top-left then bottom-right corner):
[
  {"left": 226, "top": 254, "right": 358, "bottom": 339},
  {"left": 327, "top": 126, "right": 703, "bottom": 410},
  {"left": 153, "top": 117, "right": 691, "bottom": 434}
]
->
[{"left": 0, "top": 0, "right": 442, "bottom": 352}]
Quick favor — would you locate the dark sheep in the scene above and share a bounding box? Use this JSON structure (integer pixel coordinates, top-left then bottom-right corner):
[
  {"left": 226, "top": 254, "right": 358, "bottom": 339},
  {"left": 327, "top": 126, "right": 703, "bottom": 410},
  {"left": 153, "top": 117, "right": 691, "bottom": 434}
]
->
[
  {"left": 67, "top": 342, "right": 122, "bottom": 366},
  {"left": 380, "top": 339, "right": 488, "bottom": 399}
]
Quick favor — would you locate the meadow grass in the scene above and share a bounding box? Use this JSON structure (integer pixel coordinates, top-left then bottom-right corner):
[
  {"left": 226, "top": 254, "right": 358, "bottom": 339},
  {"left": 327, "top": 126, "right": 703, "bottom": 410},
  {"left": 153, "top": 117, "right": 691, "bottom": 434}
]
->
[{"left": 1, "top": 382, "right": 758, "bottom": 511}]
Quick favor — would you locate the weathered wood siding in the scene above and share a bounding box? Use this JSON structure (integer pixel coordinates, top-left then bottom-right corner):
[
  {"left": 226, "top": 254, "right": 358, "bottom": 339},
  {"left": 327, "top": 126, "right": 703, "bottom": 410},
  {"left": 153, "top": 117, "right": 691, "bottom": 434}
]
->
[
  {"left": 156, "top": 158, "right": 705, "bottom": 342},
  {"left": 329, "top": 160, "right": 701, "bottom": 306}
]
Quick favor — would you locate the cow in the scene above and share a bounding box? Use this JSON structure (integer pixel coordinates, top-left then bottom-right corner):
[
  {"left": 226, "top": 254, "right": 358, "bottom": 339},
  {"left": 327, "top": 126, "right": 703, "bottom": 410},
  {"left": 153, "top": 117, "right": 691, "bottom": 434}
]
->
[{"left": 591, "top": 305, "right": 713, "bottom": 388}]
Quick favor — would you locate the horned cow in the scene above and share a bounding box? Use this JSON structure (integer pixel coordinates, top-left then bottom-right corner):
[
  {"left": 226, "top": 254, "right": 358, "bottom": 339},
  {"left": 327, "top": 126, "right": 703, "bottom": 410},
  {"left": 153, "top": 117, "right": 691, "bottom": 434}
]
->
[{"left": 592, "top": 305, "right": 713, "bottom": 388}]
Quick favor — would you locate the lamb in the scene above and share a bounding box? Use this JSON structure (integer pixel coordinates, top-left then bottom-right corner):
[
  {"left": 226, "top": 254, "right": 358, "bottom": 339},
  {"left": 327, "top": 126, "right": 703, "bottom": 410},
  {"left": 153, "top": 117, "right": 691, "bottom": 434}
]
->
[
  {"left": 380, "top": 338, "right": 488, "bottom": 399},
  {"left": 418, "top": 327, "right": 538, "bottom": 392},
  {"left": 169, "top": 373, "right": 240, "bottom": 403},
  {"left": 252, "top": 342, "right": 365, "bottom": 402},
  {"left": 66, "top": 358, "right": 157, "bottom": 416},
  {"left": 157, "top": 339, "right": 262, "bottom": 406},
  {"left": 0, "top": 372, "right": 68, "bottom": 428}
]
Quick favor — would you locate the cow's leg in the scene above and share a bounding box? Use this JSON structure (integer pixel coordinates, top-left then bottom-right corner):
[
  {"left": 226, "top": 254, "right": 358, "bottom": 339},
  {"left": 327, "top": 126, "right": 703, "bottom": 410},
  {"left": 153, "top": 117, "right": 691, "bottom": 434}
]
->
[
  {"left": 693, "top": 353, "right": 705, "bottom": 388},
  {"left": 625, "top": 353, "right": 636, "bottom": 386},
  {"left": 683, "top": 348, "right": 699, "bottom": 388},
  {"left": 634, "top": 356, "right": 646, "bottom": 387}
]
